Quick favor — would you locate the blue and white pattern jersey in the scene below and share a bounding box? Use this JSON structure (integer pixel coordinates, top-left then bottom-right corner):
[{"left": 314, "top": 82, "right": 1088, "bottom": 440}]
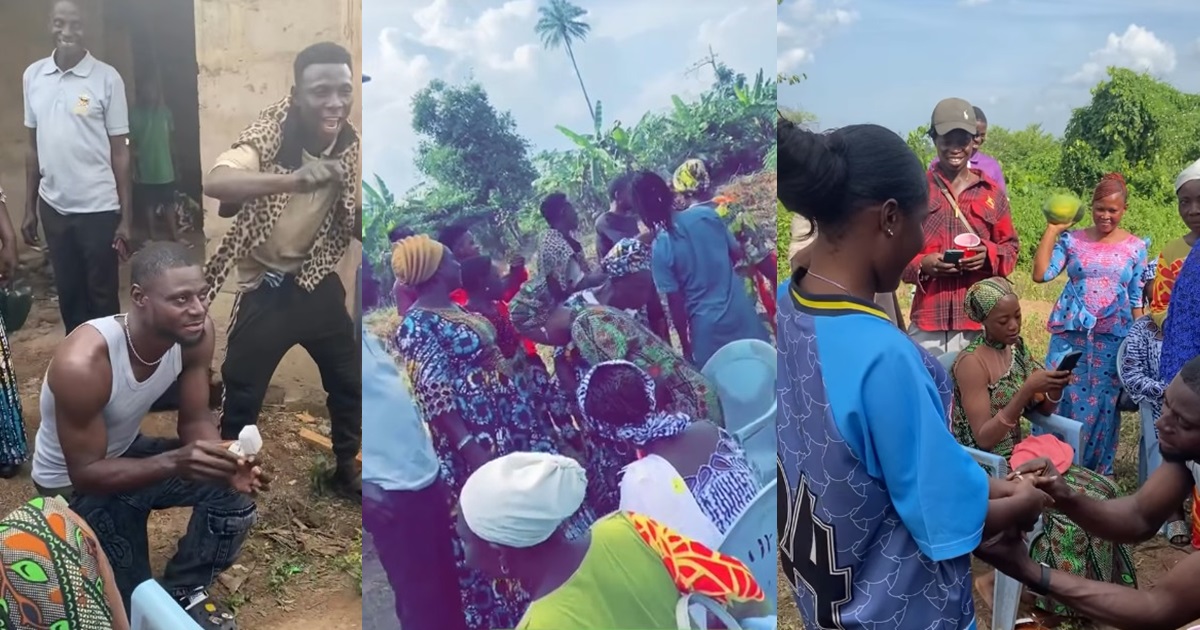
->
[{"left": 777, "top": 276, "right": 989, "bottom": 629}]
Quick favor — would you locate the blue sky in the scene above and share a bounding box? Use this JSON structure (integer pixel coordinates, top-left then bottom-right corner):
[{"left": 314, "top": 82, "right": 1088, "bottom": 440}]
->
[
  {"left": 779, "top": 0, "right": 1200, "bottom": 136},
  {"left": 363, "top": 0, "right": 776, "bottom": 193}
]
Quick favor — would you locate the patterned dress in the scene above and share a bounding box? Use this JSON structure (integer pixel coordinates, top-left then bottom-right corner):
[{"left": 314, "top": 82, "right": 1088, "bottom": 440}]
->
[
  {"left": 0, "top": 496, "right": 118, "bottom": 629},
  {"left": 950, "top": 337, "right": 1036, "bottom": 458},
  {"left": 677, "top": 428, "right": 759, "bottom": 534},
  {"left": 0, "top": 312, "right": 27, "bottom": 467},
  {"left": 463, "top": 300, "right": 578, "bottom": 450},
  {"left": 1040, "top": 230, "right": 1148, "bottom": 475},
  {"left": 395, "top": 306, "right": 597, "bottom": 630},
  {"left": 572, "top": 307, "right": 723, "bottom": 427},
  {"left": 945, "top": 336, "right": 1138, "bottom": 617}
]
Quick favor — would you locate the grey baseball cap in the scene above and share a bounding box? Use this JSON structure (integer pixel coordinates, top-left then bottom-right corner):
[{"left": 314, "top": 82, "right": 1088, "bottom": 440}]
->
[{"left": 930, "top": 98, "right": 977, "bottom": 136}]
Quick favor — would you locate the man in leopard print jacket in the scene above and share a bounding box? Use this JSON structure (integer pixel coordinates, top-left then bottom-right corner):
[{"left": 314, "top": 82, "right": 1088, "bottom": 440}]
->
[{"left": 203, "top": 42, "right": 361, "bottom": 500}]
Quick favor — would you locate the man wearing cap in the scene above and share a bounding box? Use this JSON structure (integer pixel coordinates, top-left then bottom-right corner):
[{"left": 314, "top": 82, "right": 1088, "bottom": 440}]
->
[
  {"left": 930, "top": 106, "right": 1008, "bottom": 197},
  {"left": 901, "top": 97, "right": 1019, "bottom": 358},
  {"left": 979, "top": 355, "right": 1200, "bottom": 630}
]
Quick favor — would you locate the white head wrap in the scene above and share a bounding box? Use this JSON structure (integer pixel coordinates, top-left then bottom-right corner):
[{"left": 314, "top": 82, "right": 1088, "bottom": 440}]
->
[
  {"left": 460, "top": 452, "right": 588, "bottom": 549},
  {"left": 1175, "top": 158, "right": 1200, "bottom": 192}
]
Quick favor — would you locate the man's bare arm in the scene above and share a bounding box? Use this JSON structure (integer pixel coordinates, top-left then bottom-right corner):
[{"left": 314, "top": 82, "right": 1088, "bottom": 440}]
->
[
  {"left": 24, "top": 129, "right": 40, "bottom": 211},
  {"left": 110, "top": 135, "right": 132, "bottom": 228},
  {"left": 177, "top": 316, "right": 219, "bottom": 444},
  {"left": 52, "top": 329, "right": 177, "bottom": 495},
  {"left": 1050, "top": 462, "right": 1193, "bottom": 543},
  {"left": 1023, "top": 549, "right": 1200, "bottom": 630},
  {"left": 204, "top": 166, "right": 297, "bottom": 205}
]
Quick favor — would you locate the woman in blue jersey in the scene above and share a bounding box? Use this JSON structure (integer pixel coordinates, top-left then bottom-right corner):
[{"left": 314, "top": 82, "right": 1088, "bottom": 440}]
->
[{"left": 776, "top": 119, "right": 1051, "bottom": 629}]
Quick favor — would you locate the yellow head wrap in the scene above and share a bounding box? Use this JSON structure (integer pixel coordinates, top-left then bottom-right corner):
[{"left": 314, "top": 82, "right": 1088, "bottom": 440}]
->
[
  {"left": 391, "top": 235, "right": 445, "bottom": 286},
  {"left": 672, "top": 159, "right": 711, "bottom": 194}
]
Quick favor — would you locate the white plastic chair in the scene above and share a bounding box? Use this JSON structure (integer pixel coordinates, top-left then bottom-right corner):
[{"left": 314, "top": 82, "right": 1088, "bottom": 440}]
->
[
  {"left": 717, "top": 479, "right": 778, "bottom": 607},
  {"left": 676, "top": 593, "right": 743, "bottom": 629},
  {"left": 701, "top": 340, "right": 777, "bottom": 484},
  {"left": 942, "top": 350, "right": 1088, "bottom": 629},
  {"left": 130, "top": 580, "right": 203, "bottom": 629}
]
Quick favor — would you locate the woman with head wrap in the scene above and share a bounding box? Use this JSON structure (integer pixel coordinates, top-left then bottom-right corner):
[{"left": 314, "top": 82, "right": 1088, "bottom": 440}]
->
[
  {"left": 1031, "top": 172, "right": 1150, "bottom": 475},
  {"left": 578, "top": 361, "right": 760, "bottom": 549},
  {"left": 674, "top": 160, "right": 778, "bottom": 328},
  {"left": 456, "top": 452, "right": 770, "bottom": 630},
  {"left": 636, "top": 170, "right": 770, "bottom": 366},
  {"left": 1159, "top": 159, "right": 1200, "bottom": 549},
  {"left": 949, "top": 277, "right": 1138, "bottom": 623},
  {"left": 951, "top": 277, "right": 1069, "bottom": 457},
  {"left": 1148, "top": 159, "right": 1200, "bottom": 329},
  {"left": 391, "top": 235, "right": 595, "bottom": 630}
]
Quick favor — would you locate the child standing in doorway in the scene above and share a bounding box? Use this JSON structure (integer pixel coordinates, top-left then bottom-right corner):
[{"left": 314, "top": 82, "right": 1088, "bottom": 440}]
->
[{"left": 130, "top": 72, "right": 178, "bottom": 243}]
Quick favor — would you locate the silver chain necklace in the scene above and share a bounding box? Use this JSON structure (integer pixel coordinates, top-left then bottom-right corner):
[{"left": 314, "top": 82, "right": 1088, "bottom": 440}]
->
[
  {"left": 806, "top": 270, "right": 854, "bottom": 296},
  {"left": 121, "top": 315, "right": 163, "bottom": 367}
]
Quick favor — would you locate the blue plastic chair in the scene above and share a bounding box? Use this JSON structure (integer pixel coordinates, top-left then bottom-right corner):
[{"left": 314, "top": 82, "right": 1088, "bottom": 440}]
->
[
  {"left": 700, "top": 339, "right": 777, "bottom": 485},
  {"left": 130, "top": 580, "right": 203, "bottom": 630},
  {"left": 943, "top": 351, "right": 1085, "bottom": 630},
  {"left": 717, "top": 478, "right": 778, "bottom": 608}
]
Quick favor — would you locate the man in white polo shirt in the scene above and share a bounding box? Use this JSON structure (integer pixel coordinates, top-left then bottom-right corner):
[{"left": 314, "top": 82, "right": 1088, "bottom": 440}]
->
[
  {"left": 362, "top": 326, "right": 467, "bottom": 630},
  {"left": 22, "top": 0, "right": 132, "bottom": 334}
]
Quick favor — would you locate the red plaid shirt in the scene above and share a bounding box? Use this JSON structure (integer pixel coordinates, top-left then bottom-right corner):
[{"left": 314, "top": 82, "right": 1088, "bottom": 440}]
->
[{"left": 903, "top": 169, "right": 1019, "bottom": 332}]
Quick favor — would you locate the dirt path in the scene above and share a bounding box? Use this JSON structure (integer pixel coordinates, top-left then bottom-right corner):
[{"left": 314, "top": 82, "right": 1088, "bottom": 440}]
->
[{"left": 4, "top": 252, "right": 361, "bottom": 629}]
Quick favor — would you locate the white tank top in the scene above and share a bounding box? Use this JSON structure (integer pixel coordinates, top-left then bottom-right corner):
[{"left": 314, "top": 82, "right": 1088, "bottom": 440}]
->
[{"left": 32, "top": 315, "right": 183, "bottom": 488}]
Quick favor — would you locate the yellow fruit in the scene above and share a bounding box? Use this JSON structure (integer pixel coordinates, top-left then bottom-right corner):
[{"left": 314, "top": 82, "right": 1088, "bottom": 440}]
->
[{"left": 1043, "top": 193, "right": 1084, "bottom": 225}]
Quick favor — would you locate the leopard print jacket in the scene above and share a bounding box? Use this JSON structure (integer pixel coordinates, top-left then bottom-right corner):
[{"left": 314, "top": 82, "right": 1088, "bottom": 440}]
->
[{"left": 203, "top": 96, "right": 360, "bottom": 303}]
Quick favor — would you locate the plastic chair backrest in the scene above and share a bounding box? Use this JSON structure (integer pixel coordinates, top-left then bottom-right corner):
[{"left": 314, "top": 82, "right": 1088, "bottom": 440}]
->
[
  {"left": 675, "top": 593, "right": 743, "bottom": 629},
  {"left": 701, "top": 339, "right": 777, "bottom": 436},
  {"left": 937, "top": 350, "right": 959, "bottom": 373},
  {"left": 1025, "top": 411, "right": 1083, "bottom": 462},
  {"left": 717, "top": 478, "right": 778, "bottom": 607},
  {"left": 130, "top": 579, "right": 203, "bottom": 630},
  {"left": 1116, "top": 336, "right": 1131, "bottom": 385},
  {"left": 734, "top": 417, "right": 775, "bottom": 487}
]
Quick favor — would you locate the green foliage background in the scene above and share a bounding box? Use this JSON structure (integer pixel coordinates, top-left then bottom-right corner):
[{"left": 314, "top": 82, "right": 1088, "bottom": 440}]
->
[
  {"left": 362, "top": 4, "right": 776, "bottom": 288},
  {"left": 779, "top": 68, "right": 1200, "bottom": 277}
]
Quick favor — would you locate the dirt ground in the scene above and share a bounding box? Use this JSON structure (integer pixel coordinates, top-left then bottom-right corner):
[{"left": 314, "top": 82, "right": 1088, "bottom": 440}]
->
[
  {"left": 776, "top": 291, "right": 1200, "bottom": 630},
  {"left": 3, "top": 250, "right": 361, "bottom": 629}
]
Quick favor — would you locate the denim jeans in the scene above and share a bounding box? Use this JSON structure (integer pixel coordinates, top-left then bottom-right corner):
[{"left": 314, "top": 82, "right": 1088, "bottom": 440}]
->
[
  {"left": 1138, "top": 401, "right": 1163, "bottom": 487},
  {"left": 58, "top": 435, "right": 257, "bottom": 613}
]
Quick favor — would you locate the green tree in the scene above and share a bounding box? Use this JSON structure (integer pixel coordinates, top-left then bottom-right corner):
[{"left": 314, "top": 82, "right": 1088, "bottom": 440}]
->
[
  {"left": 409, "top": 80, "right": 538, "bottom": 250},
  {"left": 535, "top": 0, "right": 596, "bottom": 124}
]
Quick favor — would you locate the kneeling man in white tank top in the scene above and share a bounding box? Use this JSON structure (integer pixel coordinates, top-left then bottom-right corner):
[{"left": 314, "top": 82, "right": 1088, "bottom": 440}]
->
[{"left": 31, "top": 241, "right": 266, "bottom": 629}]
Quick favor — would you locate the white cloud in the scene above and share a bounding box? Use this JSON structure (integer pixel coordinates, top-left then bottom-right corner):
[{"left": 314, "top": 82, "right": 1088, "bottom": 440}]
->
[
  {"left": 364, "top": 0, "right": 774, "bottom": 191},
  {"left": 410, "top": 0, "right": 540, "bottom": 72},
  {"left": 777, "top": 0, "right": 859, "bottom": 73},
  {"left": 1067, "top": 24, "right": 1176, "bottom": 84}
]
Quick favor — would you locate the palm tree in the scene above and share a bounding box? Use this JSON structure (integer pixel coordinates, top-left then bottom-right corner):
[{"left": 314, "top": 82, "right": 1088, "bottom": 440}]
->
[{"left": 535, "top": 0, "right": 596, "bottom": 124}]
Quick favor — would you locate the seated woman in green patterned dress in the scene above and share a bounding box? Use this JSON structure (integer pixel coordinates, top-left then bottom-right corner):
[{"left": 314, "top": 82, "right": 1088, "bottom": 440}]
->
[{"left": 950, "top": 277, "right": 1137, "bottom": 624}]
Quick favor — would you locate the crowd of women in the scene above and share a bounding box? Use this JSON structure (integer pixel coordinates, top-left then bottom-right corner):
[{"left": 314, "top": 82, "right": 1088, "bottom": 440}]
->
[
  {"left": 370, "top": 160, "right": 777, "bottom": 629},
  {"left": 778, "top": 95, "right": 1200, "bottom": 629}
]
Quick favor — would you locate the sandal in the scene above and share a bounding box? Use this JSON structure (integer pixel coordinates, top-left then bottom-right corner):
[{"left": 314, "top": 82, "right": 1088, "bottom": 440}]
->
[{"left": 1164, "top": 520, "right": 1189, "bottom": 547}]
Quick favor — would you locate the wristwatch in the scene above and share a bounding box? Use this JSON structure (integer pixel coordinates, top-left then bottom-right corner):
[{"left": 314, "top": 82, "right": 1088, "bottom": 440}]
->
[{"left": 1029, "top": 562, "right": 1052, "bottom": 595}]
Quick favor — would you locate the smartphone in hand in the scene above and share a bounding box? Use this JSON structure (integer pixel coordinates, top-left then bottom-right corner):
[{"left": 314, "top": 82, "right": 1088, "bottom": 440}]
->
[
  {"left": 1057, "top": 351, "right": 1083, "bottom": 372},
  {"left": 942, "top": 249, "right": 965, "bottom": 264}
]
